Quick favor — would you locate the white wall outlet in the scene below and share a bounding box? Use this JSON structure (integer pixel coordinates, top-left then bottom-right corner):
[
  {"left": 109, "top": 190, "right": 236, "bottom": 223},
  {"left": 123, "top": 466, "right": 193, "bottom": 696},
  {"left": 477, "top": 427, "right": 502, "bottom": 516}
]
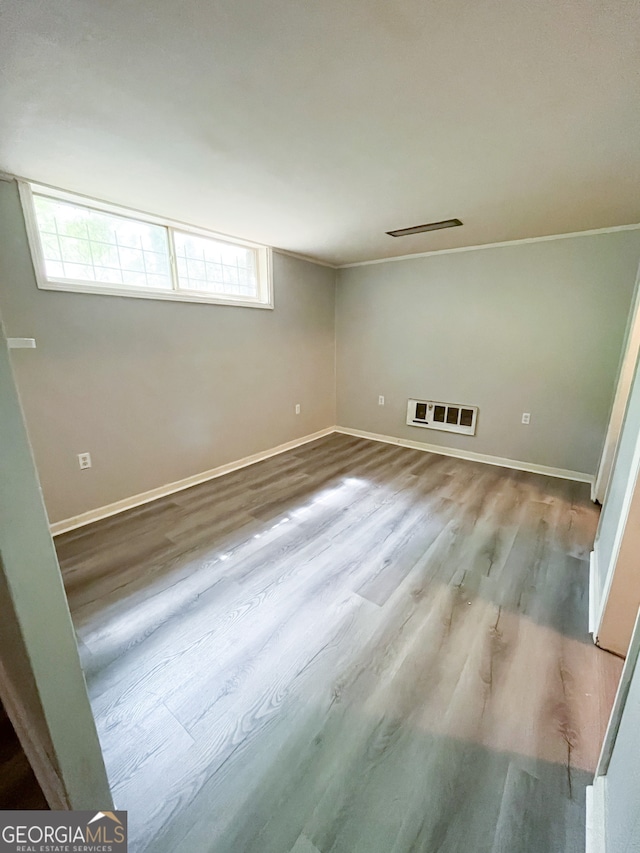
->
[
  {"left": 78, "top": 452, "right": 92, "bottom": 470},
  {"left": 522, "top": 413, "right": 531, "bottom": 424},
  {"left": 295, "top": 403, "right": 301, "bottom": 415},
  {"left": 378, "top": 395, "right": 385, "bottom": 406}
]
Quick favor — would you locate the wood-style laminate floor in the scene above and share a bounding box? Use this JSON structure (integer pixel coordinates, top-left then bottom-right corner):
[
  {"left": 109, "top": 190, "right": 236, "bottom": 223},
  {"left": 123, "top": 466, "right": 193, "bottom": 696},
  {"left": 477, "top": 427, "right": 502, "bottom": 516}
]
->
[{"left": 55, "top": 434, "right": 623, "bottom": 853}]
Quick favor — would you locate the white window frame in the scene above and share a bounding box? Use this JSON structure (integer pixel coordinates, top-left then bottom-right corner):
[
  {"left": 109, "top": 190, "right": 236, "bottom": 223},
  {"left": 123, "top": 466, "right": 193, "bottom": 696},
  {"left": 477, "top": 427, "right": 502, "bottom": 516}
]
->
[{"left": 18, "top": 182, "right": 273, "bottom": 309}]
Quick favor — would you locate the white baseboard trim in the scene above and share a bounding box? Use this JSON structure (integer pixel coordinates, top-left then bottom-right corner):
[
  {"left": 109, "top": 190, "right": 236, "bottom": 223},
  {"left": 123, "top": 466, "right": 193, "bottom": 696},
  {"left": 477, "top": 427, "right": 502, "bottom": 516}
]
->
[
  {"left": 50, "top": 427, "right": 336, "bottom": 536},
  {"left": 585, "top": 776, "right": 606, "bottom": 853},
  {"left": 334, "top": 426, "right": 594, "bottom": 484},
  {"left": 589, "top": 550, "right": 599, "bottom": 637}
]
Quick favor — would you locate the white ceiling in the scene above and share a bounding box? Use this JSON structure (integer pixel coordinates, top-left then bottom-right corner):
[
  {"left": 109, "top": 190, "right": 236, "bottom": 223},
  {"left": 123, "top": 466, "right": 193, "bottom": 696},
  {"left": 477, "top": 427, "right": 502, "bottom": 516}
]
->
[{"left": 1, "top": 0, "right": 639, "bottom": 266}]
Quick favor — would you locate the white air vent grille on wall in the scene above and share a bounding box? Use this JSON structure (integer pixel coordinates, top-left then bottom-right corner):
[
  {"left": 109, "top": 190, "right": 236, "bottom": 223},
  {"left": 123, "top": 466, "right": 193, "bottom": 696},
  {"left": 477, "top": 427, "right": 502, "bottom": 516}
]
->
[{"left": 406, "top": 399, "right": 478, "bottom": 436}]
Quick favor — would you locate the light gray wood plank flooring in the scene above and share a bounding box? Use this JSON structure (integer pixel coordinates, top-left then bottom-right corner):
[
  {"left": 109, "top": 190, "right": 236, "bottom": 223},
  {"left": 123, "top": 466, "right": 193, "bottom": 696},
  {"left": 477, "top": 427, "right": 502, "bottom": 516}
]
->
[{"left": 55, "top": 434, "right": 623, "bottom": 853}]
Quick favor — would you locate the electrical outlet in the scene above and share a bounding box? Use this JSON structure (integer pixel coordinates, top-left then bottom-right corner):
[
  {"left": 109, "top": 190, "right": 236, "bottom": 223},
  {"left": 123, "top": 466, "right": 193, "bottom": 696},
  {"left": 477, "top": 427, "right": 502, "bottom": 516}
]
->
[
  {"left": 521, "top": 413, "right": 531, "bottom": 425},
  {"left": 78, "top": 452, "right": 92, "bottom": 470},
  {"left": 295, "top": 403, "right": 301, "bottom": 415},
  {"left": 378, "top": 395, "right": 385, "bottom": 406}
]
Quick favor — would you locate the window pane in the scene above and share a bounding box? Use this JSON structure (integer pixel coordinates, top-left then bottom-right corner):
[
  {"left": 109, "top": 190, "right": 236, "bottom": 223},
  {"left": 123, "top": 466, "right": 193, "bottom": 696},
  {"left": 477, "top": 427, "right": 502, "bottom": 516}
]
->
[
  {"left": 33, "top": 195, "right": 172, "bottom": 290},
  {"left": 173, "top": 230, "right": 258, "bottom": 298}
]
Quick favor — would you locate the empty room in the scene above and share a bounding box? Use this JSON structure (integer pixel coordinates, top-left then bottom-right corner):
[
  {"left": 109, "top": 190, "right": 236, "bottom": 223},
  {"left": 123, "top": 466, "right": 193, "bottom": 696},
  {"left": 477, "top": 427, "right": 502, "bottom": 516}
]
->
[{"left": 2, "top": 2, "right": 640, "bottom": 852}]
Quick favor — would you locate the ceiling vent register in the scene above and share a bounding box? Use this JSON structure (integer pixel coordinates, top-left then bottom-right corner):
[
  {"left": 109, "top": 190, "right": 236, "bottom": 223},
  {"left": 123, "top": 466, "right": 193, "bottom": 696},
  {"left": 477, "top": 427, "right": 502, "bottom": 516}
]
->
[
  {"left": 406, "top": 399, "right": 478, "bottom": 436},
  {"left": 386, "top": 218, "right": 463, "bottom": 237}
]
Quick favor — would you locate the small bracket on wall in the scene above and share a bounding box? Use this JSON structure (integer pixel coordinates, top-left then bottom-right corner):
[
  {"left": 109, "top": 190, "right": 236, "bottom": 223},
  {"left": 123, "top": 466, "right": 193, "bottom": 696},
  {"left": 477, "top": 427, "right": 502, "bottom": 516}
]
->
[{"left": 7, "top": 338, "right": 36, "bottom": 349}]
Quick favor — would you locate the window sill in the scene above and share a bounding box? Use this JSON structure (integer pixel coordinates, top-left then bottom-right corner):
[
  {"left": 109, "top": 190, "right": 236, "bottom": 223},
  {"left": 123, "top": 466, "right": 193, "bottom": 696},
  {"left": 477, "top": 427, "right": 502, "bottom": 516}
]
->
[{"left": 35, "top": 279, "right": 274, "bottom": 309}]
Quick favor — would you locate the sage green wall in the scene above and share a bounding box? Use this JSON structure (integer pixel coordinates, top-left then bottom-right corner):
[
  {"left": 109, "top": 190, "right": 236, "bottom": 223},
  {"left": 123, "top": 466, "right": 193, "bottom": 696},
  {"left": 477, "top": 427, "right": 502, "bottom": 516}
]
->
[
  {"left": 336, "top": 232, "right": 640, "bottom": 475},
  {"left": 0, "top": 318, "right": 112, "bottom": 808},
  {"left": 0, "top": 180, "right": 336, "bottom": 524},
  {"left": 595, "top": 352, "right": 640, "bottom": 610},
  {"left": 602, "top": 636, "right": 640, "bottom": 853}
]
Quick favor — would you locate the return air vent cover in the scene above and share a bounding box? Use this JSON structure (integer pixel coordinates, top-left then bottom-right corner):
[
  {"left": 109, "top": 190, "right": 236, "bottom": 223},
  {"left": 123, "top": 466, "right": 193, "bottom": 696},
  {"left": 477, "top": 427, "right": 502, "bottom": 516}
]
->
[{"left": 406, "top": 399, "right": 478, "bottom": 436}]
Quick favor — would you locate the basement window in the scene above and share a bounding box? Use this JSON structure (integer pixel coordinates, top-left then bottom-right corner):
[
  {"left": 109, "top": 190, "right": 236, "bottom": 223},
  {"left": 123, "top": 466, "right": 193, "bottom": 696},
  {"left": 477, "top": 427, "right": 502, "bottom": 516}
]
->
[{"left": 19, "top": 183, "right": 273, "bottom": 308}]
